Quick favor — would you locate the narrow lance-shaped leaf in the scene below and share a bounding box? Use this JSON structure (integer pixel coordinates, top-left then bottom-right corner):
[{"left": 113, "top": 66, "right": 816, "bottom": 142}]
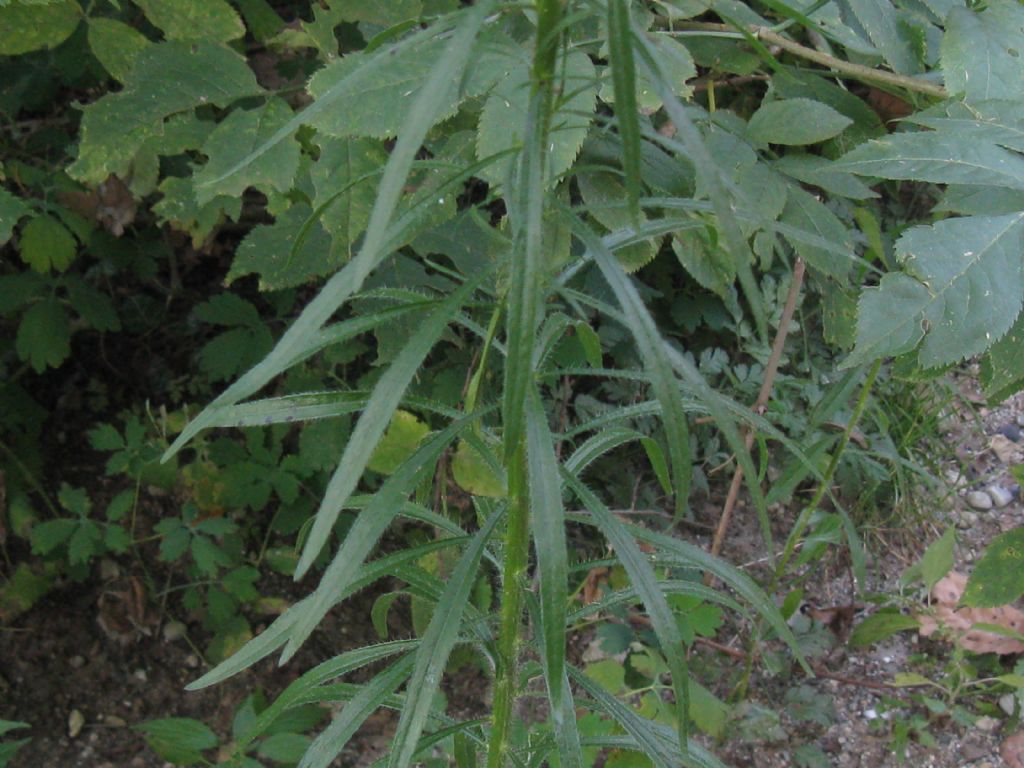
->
[
  {"left": 631, "top": 27, "right": 767, "bottom": 341},
  {"left": 300, "top": 654, "right": 416, "bottom": 768},
  {"left": 388, "top": 507, "right": 503, "bottom": 768},
  {"left": 563, "top": 470, "right": 691, "bottom": 754},
  {"left": 164, "top": 2, "right": 497, "bottom": 461},
  {"left": 576, "top": 221, "right": 692, "bottom": 519},
  {"left": 607, "top": 0, "right": 642, "bottom": 223},
  {"left": 525, "top": 386, "right": 583, "bottom": 768},
  {"left": 283, "top": 410, "right": 486, "bottom": 662},
  {"left": 293, "top": 270, "right": 489, "bottom": 581}
]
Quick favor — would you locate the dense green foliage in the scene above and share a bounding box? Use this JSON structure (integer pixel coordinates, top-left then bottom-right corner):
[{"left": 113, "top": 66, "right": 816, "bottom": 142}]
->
[{"left": 3, "top": 0, "right": 1024, "bottom": 766}]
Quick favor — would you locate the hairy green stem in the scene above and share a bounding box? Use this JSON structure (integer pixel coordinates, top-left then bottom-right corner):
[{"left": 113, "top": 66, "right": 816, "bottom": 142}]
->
[
  {"left": 488, "top": 3, "right": 565, "bottom": 765},
  {"left": 775, "top": 358, "right": 883, "bottom": 579},
  {"left": 487, "top": 446, "right": 530, "bottom": 768}
]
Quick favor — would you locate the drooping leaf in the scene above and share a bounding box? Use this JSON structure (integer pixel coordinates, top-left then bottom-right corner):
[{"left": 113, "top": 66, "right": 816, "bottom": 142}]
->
[
  {"left": 133, "top": 0, "right": 245, "bottom": 43},
  {"left": 69, "top": 41, "right": 262, "bottom": 184},
  {"left": 0, "top": 0, "right": 81, "bottom": 56},
  {"left": 844, "top": 212, "right": 1024, "bottom": 369},
  {"left": 747, "top": 99, "right": 852, "bottom": 146},
  {"left": 87, "top": 18, "right": 150, "bottom": 83},
  {"left": 194, "top": 99, "right": 301, "bottom": 204},
  {"left": 942, "top": 1, "right": 1024, "bottom": 102},
  {"left": 849, "top": 611, "right": 920, "bottom": 647},
  {"left": 451, "top": 438, "right": 506, "bottom": 497}
]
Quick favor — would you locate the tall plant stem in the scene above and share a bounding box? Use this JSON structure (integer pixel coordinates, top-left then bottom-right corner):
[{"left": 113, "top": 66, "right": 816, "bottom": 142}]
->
[
  {"left": 488, "top": 2, "right": 565, "bottom": 766},
  {"left": 705, "top": 257, "right": 805, "bottom": 582},
  {"left": 660, "top": 21, "right": 948, "bottom": 99},
  {"left": 775, "top": 357, "right": 883, "bottom": 581},
  {"left": 487, "top": 446, "right": 530, "bottom": 768}
]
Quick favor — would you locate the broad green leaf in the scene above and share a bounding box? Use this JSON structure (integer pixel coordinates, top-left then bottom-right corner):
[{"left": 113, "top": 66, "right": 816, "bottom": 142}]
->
[
  {"left": 133, "top": 0, "right": 244, "bottom": 42},
  {"left": 747, "top": 99, "right": 852, "bottom": 146},
  {"left": 476, "top": 47, "right": 597, "bottom": 186},
  {"left": 838, "top": 0, "right": 921, "bottom": 73},
  {"left": 164, "top": 3, "right": 499, "bottom": 464},
  {"left": 87, "top": 18, "right": 150, "bottom": 83},
  {"left": 962, "top": 528, "right": 1024, "bottom": 607},
  {"left": 311, "top": 137, "right": 388, "bottom": 257},
  {"left": 227, "top": 204, "right": 339, "bottom": 290},
  {"left": 980, "top": 310, "right": 1024, "bottom": 402},
  {"left": 195, "top": 99, "right": 300, "bottom": 204},
  {"left": 0, "top": 0, "right": 81, "bottom": 55},
  {"left": 909, "top": 100, "right": 1024, "bottom": 154},
  {"left": 301, "top": 656, "right": 416, "bottom": 768},
  {"left": 387, "top": 509, "right": 502, "bottom": 768},
  {"left": 600, "top": 34, "right": 696, "bottom": 111},
  {"left": 671, "top": 227, "right": 735, "bottom": 298},
  {"left": 336, "top": 0, "right": 423, "bottom": 26},
  {"left": 16, "top": 299, "right": 71, "bottom": 372},
  {"left": 844, "top": 213, "right": 1024, "bottom": 369},
  {"left": 0, "top": 188, "right": 30, "bottom": 245},
  {"left": 774, "top": 154, "right": 878, "bottom": 200},
  {"left": 578, "top": 171, "right": 659, "bottom": 272},
  {"left": 306, "top": 28, "right": 510, "bottom": 140},
  {"left": 367, "top": 410, "right": 430, "bottom": 475},
  {"left": 69, "top": 42, "right": 262, "bottom": 184},
  {"left": 18, "top": 216, "right": 76, "bottom": 274},
  {"left": 0, "top": 564, "right": 52, "bottom": 621},
  {"left": 834, "top": 133, "right": 1024, "bottom": 190},
  {"left": 849, "top": 612, "right": 920, "bottom": 647},
  {"left": 780, "top": 186, "right": 852, "bottom": 280},
  {"left": 154, "top": 176, "right": 242, "bottom": 248},
  {"left": 920, "top": 528, "right": 955, "bottom": 591},
  {"left": 942, "top": 1, "right": 1024, "bottom": 102},
  {"left": 67, "top": 278, "right": 120, "bottom": 332}
]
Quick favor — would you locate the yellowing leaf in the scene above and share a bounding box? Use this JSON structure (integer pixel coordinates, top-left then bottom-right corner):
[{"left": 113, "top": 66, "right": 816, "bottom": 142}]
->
[
  {"left": 367, "top": 411, "right": 430, "bottom": 475},
  {"left": 451, "top": 438, "right": 506, "bottom": 497}
]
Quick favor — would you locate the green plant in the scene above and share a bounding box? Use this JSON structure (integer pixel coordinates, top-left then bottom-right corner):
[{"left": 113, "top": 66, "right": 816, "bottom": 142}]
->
[
  {"left": 4, "top": 0, "right": 1024, "bottom": 766},
  {"left": 0, "top": 720, "right": 29, "bottom": 768}
]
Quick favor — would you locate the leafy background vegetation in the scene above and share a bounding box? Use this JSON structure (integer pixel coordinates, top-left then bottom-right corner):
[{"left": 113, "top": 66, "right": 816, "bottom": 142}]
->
[{"left": 1, "top": 0, "right": 1024, "bottom": 766}]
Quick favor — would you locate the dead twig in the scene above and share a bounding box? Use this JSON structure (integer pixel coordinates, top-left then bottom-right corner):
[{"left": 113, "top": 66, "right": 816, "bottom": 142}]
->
[{"left": 704, "top": 258, "right": 806, "bottom": 582}]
